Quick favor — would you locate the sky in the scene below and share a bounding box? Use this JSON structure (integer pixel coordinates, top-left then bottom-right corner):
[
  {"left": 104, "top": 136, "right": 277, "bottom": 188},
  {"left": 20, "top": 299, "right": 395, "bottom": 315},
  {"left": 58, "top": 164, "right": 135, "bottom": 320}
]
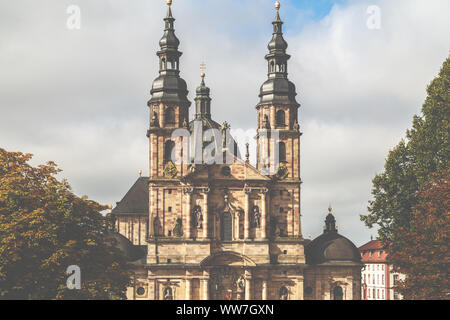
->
[{"left": 0, "top": 0, "right": 449, "bottom": 246}]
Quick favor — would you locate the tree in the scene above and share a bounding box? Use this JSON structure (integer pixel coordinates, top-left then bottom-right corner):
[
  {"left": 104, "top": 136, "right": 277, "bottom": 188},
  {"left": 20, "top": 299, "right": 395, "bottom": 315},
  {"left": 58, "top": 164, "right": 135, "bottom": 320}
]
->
[
  {"left": 0, "top": 149, "right": 131, "bottom": 299},
  {"left": 360, "top": 55, "right": 449, "bottom": 298},
  {"left": 392, "top": 170, "right": 449, "bottom": 299}
]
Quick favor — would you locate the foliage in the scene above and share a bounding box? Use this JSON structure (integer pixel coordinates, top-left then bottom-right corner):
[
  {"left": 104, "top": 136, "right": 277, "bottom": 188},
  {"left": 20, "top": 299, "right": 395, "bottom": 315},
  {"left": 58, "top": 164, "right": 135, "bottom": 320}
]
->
[
  {"left": 392, "top": 170, "right": 449, "bottom": 299},
  {"left": 360, "top": 55, "right": 449, "bottom": 299},
  {"left": 0, "top": 149, "right": 131, "bottom": 299}
]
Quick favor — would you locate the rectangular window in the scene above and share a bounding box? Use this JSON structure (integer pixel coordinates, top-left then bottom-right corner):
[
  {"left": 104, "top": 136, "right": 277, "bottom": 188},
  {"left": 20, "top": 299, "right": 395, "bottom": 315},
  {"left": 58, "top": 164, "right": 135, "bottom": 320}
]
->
[{"left": 393, "top": 274, "right": 399, "bottom": 286}]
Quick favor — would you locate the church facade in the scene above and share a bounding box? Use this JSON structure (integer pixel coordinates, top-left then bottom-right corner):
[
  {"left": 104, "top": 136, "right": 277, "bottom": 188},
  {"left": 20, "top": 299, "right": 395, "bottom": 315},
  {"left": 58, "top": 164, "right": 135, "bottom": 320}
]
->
[{"left": 111, "top": 1, "right": 362, "bottom": 301}]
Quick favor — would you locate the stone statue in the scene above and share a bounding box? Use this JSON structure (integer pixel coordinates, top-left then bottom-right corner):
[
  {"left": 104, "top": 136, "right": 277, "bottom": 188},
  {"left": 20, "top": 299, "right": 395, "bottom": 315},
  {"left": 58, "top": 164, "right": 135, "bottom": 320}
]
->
[
  {"left": 151, "top": 111, "right": 159, "bottom": 127},
  {"left": 163, "top": 286, "right": 173, "bottom": 300},
  {"left": 279, "top": 286, "right": 289, "bottom": 300},
  {"left": 252, "top": 206, "right": 261, "bottom": 228},
  {"left": 263, "top": 115, "right": 270, "bottom": 129},
  {"left": 236, "top": 276, "right": 245, "bottom": 291},
  {"left": 173, "top": 217, "right": 183, "bottom": 237},
  {"left": 192, "top": 206, "right": 203, "bottom": 229},
  {"left": 153, "top": 215, "right": 161, "bottom": 237}
]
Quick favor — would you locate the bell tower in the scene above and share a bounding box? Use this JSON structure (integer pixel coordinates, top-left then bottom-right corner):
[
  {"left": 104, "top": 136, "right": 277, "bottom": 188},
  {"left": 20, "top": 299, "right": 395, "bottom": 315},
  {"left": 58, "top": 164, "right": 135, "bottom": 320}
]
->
[
  {"left": 256, "top": 1, "right": 301, "bottom": 180},
  {"left": 147, "top": 0, "right": 191, "bottom": 179}
]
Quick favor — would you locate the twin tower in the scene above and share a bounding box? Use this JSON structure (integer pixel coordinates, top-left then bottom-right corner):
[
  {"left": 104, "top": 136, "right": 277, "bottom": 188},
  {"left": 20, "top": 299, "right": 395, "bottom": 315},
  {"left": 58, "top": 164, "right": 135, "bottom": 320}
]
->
[{"left": 147, "top": 0, "right": 301, "bottom": 182}]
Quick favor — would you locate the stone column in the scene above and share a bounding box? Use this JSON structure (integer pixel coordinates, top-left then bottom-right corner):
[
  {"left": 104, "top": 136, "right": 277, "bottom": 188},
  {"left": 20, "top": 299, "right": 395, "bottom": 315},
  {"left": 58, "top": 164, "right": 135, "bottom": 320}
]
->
[
  {"left": 244, "top": 189, "right": 250, "bottom": 240},
  {"left": 159, "top": 104, "right": 165, "bottom": 127},
  {"left": 184, "top": 187, "right": 193, "bottom": 239},
  {"left": 234, "top": 213, "right": 240, "bottom": 240},
  {"left": 262, "top": 280, "right": 268, "bottom": 300},
  {"left": 202, "top": 271, "right": 210, "bottom": 300},
  {"left": 261, "top": 189, "right": 268, "bottom": 239},
  {"left": 203, "top": 188, "right": 210, "bottom": 239},
  {"left": 245, "top": 270, "right": 252, "bottom": 300},
  {"left": 185, "top": 279, "right": 191, "bottom": 300}
]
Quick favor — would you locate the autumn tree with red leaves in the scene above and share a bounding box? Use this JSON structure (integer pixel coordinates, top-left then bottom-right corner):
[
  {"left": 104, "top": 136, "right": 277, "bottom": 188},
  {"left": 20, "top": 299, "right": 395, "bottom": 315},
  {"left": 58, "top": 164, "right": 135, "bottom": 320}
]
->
[{"left": 391, "top": 170, "right": 449, "bottom": 299}]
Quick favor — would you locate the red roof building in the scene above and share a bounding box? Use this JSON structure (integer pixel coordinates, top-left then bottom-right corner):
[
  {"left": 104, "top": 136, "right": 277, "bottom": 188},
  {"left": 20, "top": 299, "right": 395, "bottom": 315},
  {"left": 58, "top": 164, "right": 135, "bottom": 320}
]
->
[{"left": 359, "top": 240, "right": 404, "bottom": 300}]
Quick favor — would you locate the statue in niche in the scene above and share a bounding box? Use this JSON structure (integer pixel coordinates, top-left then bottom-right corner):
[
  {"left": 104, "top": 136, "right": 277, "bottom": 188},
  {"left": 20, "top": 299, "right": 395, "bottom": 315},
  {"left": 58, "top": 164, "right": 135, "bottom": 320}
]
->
[
  {"left": 236, "top": 276, "right": 245, "bottom": 292},
  {"left": 279, "top": 286, "right": 289, "bottom": 300},
  {"left": 262, "top": 115, "right": 270, "bottom": 129},
  {"left": 192, "top": 205, "right": 203, "bottom": 229},
  {"left": 151, "top": 111, "right": 159, "bottom": 127},
  {"left": 163, "top": 286, "right": 173, "bottom": 300},
  {"left": 153, "top": 215, "right": 162, "bottom": 237},
  {"left": 173, "top": 217, "right": 183, "bottom": 237},
  {"left": 251, "top": 206, "right": 261, "bottom": 228},
  {"left": 270, "top": 216, "right": 282, "bottom": 239}
]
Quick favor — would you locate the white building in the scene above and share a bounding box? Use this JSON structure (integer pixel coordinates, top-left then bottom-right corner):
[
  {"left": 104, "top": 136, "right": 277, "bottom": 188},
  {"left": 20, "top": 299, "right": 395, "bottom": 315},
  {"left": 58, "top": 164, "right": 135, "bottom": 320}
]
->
[{"left": 359, "top": 240, "right": 405, "bottom": 300}]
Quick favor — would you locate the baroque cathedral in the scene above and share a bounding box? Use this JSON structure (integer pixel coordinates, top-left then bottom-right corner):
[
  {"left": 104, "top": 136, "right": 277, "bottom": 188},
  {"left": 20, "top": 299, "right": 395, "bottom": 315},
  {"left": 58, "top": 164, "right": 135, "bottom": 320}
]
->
[{"left": 110, "top": 0, "right": 363, "bottom": 300}]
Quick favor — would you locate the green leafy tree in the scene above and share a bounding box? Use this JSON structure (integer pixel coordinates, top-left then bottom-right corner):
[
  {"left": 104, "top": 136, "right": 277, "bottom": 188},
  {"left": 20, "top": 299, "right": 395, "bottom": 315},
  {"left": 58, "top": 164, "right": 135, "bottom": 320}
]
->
[
  {"left": 0, "top": 149, "right": 131, "bottom": 299},
  {"left": 361, "top": 55, "right": 449, "bottom": 298}
]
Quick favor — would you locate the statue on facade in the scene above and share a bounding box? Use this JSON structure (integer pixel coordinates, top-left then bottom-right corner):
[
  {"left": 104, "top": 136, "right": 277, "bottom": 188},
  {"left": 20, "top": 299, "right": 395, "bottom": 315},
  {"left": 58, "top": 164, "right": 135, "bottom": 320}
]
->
[
  {"left": 279, "top": 286, "right": 289, "bottom": 300},
  {"left": 236, "top": 276, "right": 245, "bottom": 292},
  {"left": 153, "top": 215, "right": 162, "bottom": 237},
  {"left": 151, "top": 111, "right": 159, "bottom": 127},
  {"left": 252, "top": 206, "right": 261, "bottom": 228},
  {"left": 192, "top": 205, "right": 203, "bottom": 229},
  {"left": 163, "top": 286, "right": 173, "bottom": 300},
  {"left": 173, "top": 217, "right": 183, "bottom": 237}
]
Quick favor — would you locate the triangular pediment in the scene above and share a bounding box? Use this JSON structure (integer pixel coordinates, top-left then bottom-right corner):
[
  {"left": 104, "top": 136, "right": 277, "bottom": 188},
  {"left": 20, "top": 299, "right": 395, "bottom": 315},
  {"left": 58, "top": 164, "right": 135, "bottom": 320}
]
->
[{"left": 182, "top": 156, "right": 270, "bottom": 182}]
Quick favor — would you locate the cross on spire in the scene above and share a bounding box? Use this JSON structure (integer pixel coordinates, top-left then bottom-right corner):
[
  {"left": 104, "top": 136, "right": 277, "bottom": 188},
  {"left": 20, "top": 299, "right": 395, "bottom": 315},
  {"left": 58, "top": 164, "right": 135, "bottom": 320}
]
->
[{"left": 200, "top": 62, "right": 206, "bottom": 78}]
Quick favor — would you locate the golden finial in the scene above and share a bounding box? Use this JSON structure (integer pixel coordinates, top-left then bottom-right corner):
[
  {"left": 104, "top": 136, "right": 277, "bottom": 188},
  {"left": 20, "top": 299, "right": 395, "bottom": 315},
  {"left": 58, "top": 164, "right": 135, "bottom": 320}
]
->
[
  {"left": 139, "top": 170, "right": 143, "bottom": 177},
  {"left": 200, "top": 62, "right": 206, "bottom": 79},
  {"left": 166, "top": 0, "right": 172, "bottom": 6},
  {"left": 108, "top": 204, "right": 113, "bottom": 213},
  {"left": 275, "top": 1, "right": 281, "bottom": 11},
  {"left": 328, "top": 204, "right": 333, "bottom": 214}
]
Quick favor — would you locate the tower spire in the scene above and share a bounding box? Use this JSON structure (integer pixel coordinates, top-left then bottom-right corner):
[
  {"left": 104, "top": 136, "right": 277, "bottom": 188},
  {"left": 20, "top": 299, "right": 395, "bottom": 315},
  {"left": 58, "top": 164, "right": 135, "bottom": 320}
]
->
[
  {"left": 258, "top": 1, "right": 298, "bottom": 106},
  {"left": 148, "top": 0, "right": 190, "bottom": 106},
  {"left": 195, "top": 64, "right": 212, "bottom": 120},
  {"left": 324, "top": 205, "right": 337, "bottom": 233}
]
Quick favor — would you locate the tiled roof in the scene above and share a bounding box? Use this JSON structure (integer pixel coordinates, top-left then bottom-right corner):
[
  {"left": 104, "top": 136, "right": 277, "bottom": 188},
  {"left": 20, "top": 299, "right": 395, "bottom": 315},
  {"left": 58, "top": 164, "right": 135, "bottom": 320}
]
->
[
  {"left": 359, "top": 240, "right": 389, "bottom": 263},
  {"left": 359, "top": 240, "right": 383, "bottom": 251},
  {"left": 111, "top": 177, "right": 149, "bottom": 216}
]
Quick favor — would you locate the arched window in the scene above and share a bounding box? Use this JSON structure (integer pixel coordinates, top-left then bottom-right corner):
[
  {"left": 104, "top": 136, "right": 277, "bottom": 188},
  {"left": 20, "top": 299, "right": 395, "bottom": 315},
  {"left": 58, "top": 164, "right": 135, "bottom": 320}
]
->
[
  {"left": 165, "top": 107, "right": 175, "bottom": 125},
  {"left": 270, "top": 61, "right": 275, "bottom": 73},
  {"left": 221, "top": 212, "right": 233, "bottom": 241},
  {"left": 279, "top": 142, "right": 286, "bottom": 163},
  {"left": 164, "top": 140, "right": 175, "bottom": 164},
  {"left": 333, "top": 286, "right": 343, "bottom": 300},
  {"left": 276, "top": 110, "right": 286, "bottom": 126}
]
